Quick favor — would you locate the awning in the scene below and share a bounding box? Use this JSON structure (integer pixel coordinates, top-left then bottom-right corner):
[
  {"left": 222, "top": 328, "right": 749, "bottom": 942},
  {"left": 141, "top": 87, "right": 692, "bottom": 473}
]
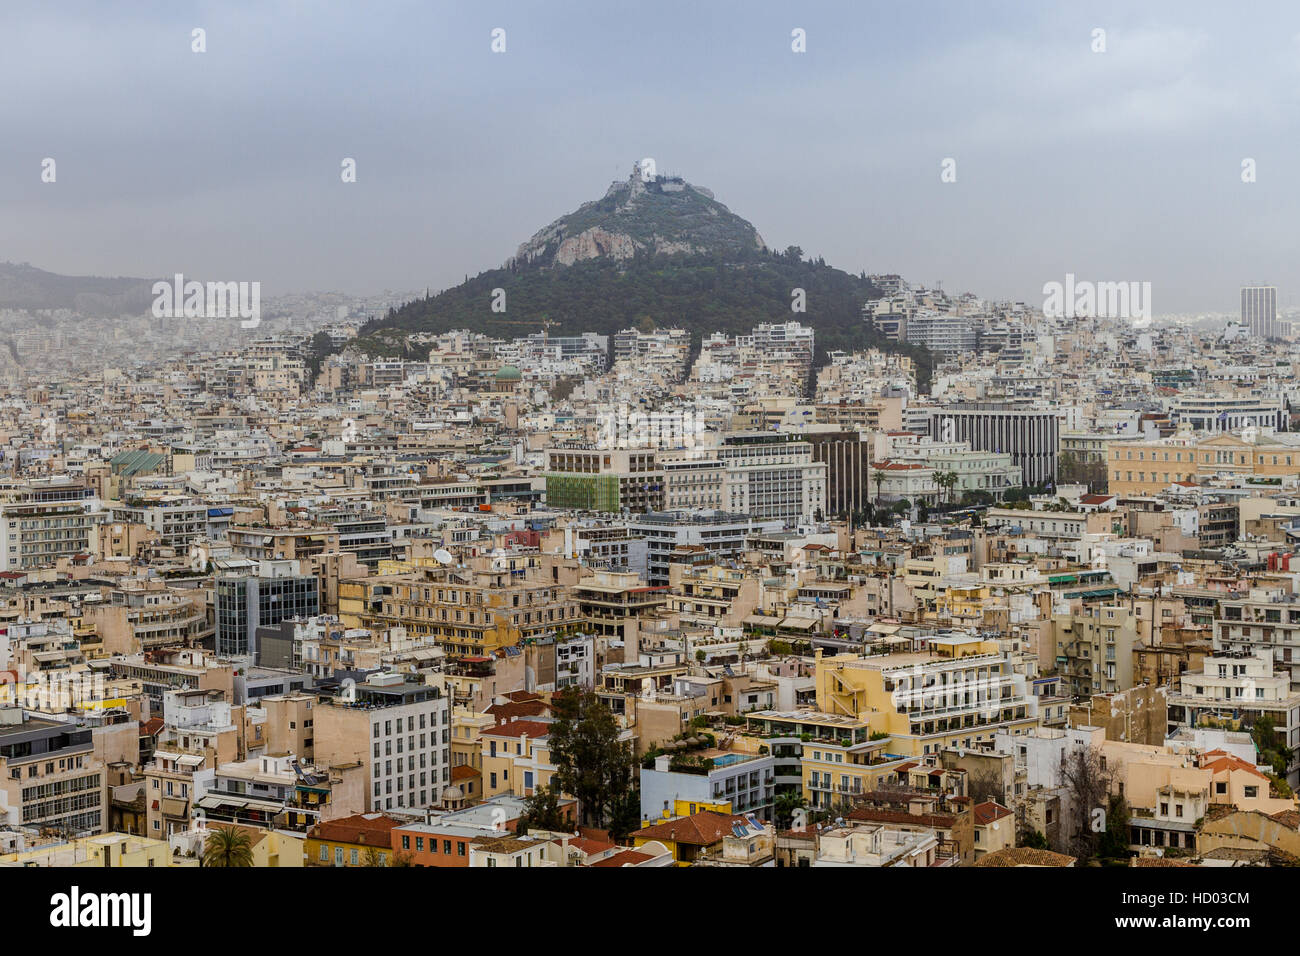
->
[
  {"left": 779, "top": 616, "right": 820, "bottom": 631},
  {"left": 160, "top": 797, "right": 189, "bottom": 817}
]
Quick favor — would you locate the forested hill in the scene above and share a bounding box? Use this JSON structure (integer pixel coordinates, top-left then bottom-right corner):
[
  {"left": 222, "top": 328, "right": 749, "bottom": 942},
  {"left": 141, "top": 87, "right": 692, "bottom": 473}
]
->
[{"left": 354, "top": 166, "right": 934, "bottom": 389}]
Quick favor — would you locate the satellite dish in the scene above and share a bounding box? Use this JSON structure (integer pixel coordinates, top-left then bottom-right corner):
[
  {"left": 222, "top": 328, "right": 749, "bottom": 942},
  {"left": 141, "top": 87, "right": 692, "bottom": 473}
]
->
[{"left": 433, "top": 549, "right": 454, "bottom": 565}]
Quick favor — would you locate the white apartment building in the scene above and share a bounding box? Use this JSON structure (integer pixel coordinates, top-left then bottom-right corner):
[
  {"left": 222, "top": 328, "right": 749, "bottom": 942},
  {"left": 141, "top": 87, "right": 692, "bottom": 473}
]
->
[
  {"left": 0, "top": 478, "right": 102, "bottom": 571},
  {"left": 314, "top": 672, "right": 451, "bottom": 813},
  {"left": 717, "top": 433, "right": 827, "bottom": 523},
  {"left": 1167, "top": 650, "right": 1300, "bottom": 784}
]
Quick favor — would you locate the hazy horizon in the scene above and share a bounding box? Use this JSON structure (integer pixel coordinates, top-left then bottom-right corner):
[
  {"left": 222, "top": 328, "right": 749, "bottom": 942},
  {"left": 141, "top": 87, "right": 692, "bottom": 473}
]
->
[{"left": 4, "top": 0, "right": 1300, "bottom": 313}]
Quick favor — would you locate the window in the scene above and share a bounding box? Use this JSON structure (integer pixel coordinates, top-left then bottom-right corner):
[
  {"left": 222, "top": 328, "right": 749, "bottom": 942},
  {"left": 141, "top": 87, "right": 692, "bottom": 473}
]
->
[{"left": 320, "top": 845, "right": 330, "bottom": 861}]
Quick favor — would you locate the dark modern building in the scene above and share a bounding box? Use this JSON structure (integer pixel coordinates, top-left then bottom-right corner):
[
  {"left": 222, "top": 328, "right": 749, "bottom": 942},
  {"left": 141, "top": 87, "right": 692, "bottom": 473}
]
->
[{"left": 215, "top": 561, "right": 319, "bottom": 658}]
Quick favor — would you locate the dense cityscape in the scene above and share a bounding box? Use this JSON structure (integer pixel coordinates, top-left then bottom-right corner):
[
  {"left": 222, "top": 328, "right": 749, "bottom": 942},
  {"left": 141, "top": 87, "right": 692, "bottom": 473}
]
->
[{"left": 5, "top": 0, "right": 1291, "bottom": 938}]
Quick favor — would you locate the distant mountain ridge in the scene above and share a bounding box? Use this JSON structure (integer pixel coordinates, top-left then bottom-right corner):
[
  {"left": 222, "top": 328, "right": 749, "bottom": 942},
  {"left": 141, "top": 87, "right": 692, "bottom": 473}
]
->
[{"left": 0, "top": 261, "right": 157, "bottom": 316}]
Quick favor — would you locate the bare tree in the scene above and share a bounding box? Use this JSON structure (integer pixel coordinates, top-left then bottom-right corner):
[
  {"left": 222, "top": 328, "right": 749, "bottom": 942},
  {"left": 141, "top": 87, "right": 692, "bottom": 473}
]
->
[
  {"left": 965, "top": 766, "right": 1005, "bottom": 805},
  {"left": 1057, "top": 744, "right": 1114, "bottom": 861}
]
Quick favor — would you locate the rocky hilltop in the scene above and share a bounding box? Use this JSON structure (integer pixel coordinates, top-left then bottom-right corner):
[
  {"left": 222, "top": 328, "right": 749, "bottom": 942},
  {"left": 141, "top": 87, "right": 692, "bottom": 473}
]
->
[{"left": 510, "top": 163, "right": 766, "bottom": 268}]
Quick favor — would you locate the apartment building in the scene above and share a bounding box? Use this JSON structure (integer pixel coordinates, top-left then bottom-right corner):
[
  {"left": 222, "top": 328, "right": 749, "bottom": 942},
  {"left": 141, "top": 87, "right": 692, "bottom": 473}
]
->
[
  {"left": 1167, "top": 651, "right": 1300, "bottom": 785},
  {"left": 1213, "top": 587, "right": 1300, "bottom": 688},
  {"left": 480, "top": 717, "right": 556, "bottom": 799},
  {"left": 814, "top": 639, "right": 1040, "bottom": 758},
  {"left": 639, "top": 751, "right": 776, "bottom": 823},
  {"left": 0, "top": 709, "right": 111, "bottom": 836},
  {"left": 717, "top": 433, "right": 827, "bottom": 523},
  {"left": 0, "top": 478, "right": 102, "bottom": 571},
  {"left": 113, "top": 497, "right": 208, "bottom": 550},
  {"left": 342, "top": 557, "right": 579, "bottom": 656},
  {"left": 313, "top": 672, "right": 451, "bottom": 812},
  {"left": 1052, "top": 604, "right": 1140, "bottom": 697}
]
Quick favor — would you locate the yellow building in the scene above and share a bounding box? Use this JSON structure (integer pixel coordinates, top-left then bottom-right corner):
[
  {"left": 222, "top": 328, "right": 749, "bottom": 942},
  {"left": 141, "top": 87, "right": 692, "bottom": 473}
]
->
[
  {"left": 814, "top": 640, "right": 1040, "bottom": 758},
  {"left": 481, "top": 719, "right": 557, "bottom": 798},
  {"left": 305, "top": 813, "right": 400, "bottom": 867},
  {"left": 1106, "top": 428, "right": 1300, "bottom": 497},
  {"left": 339, "top": 557, "right": 578, "bottom": 656},
  {"left": 0, "top": 832, "right": 192, "bottom": 868}
]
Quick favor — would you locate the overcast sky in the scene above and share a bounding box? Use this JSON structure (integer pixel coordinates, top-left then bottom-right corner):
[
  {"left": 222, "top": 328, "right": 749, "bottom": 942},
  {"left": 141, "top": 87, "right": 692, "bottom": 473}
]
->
[{"left": 3, "top": 0, "right": 1299, "bottom": 313}]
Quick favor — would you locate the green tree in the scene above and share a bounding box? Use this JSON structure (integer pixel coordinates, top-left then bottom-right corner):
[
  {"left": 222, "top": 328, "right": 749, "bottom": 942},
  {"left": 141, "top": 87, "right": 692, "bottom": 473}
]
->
[
  {"left": 1022, "top": 830, "right": 1049, "bottom": 850},
  {"left": 201, "top": 826, "right": 254, "bottom": 868},
  {"left": 548, "top": 688, "right": 636, "bottom": 829},
  {"left": 1248, "top": 714, "right": 1292, "bottom": 778},
  {"left": 1098, "top": 793, "right": 1132, "bottom": 861},
  {"left": 305, "top": 330, "right": 334, "bottom": 382},
  {"left": 774, "top": 791, "right": 808, "bottom": 829},
  {"left": 517, "top": 785, "right": 570, "bottom": 835}
]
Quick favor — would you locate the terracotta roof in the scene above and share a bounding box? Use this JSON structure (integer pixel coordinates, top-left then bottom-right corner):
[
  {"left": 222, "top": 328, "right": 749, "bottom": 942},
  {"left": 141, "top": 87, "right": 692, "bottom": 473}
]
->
[
  {"left": 1131, "top": 857, "right": 1195, "bottom": 867},
  {"left": 973, "top": 846, "right": 1076, "bottom": 867},
  {"left": 972, "top": 801, "right": 1013, "bottom": 825},
  {"left": 485, "top": 699, "right": 551, "bottom": 721},
  {"left": 1202, "top": 754, "right": 1268, "bottom": 780},
  {"left": 635, "top": 811, "right": 749, "bottom": 846},
  {"left": 1268, "top": 809, "right": 1300, "bottom": 829},
  {"left": 450, "top": 764, "right": 480, "bottom": 782},
  {"left": 569, "top": 835, "right": 617, "bottom": 856},
  {"left": 590, "top": 848, "right": 655, "bottom": 867},
  {"left": 309, "top": 812, "right": 402, "bottom": 846},
  {"left": 482, "top": 719, "right": 552, "bottom": 740},
  {"left": 847, "top": 807, "right": 956, "bottom": 829}
]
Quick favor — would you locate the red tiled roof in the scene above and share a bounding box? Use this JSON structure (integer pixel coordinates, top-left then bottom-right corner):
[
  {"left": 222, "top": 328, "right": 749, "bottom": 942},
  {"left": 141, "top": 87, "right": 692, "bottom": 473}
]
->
[
  {"left": 973, "top": 846, "right": 1075, "bottom": 867},
  {"left": 1267, "top": 809, "right": 1300, "bottom": 829},
  {"left": 1202, "top": 754, "right": 1268, "bottom": 780},
  {"left": 973, "top": 801, "right": 1013, "bottom": 825},
  {"left": 848, "top": 807, "right": 956, "bottom": 828},
  {"left": 503, "top": 691, "right": 543, "bottom": 703},
  {"left": 635, "top": 812, "right": 748, "bottom": 846},
  {"left": 569, "top": 835, "right": 617, "bottom": 856},
  {"left": 450, "top": 764, "right": 480, "bottom": 782},
  {"left": 485, "top": 699, "right": 550, "bottom": 721},
  {"left": 590, "top": 848, "right": 655, "bottom": 867},
  {"left": 482, "top": 719, "right": 552, "bottom": 740},
  {"left": 310, "top": 812, "right": 402, "bottom": 846}
]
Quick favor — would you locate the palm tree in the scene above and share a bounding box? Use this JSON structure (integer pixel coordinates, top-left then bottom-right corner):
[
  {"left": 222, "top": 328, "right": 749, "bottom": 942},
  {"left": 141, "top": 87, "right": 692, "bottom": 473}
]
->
[
  {"left": 201, "top": 826, "right": 254, "bottom": 868},
  {"left": 935, "top": 470, "right": 958, "bottom": 506},
  {"left": 774, "top": 791, "right": 808, "bottom": 830}
]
